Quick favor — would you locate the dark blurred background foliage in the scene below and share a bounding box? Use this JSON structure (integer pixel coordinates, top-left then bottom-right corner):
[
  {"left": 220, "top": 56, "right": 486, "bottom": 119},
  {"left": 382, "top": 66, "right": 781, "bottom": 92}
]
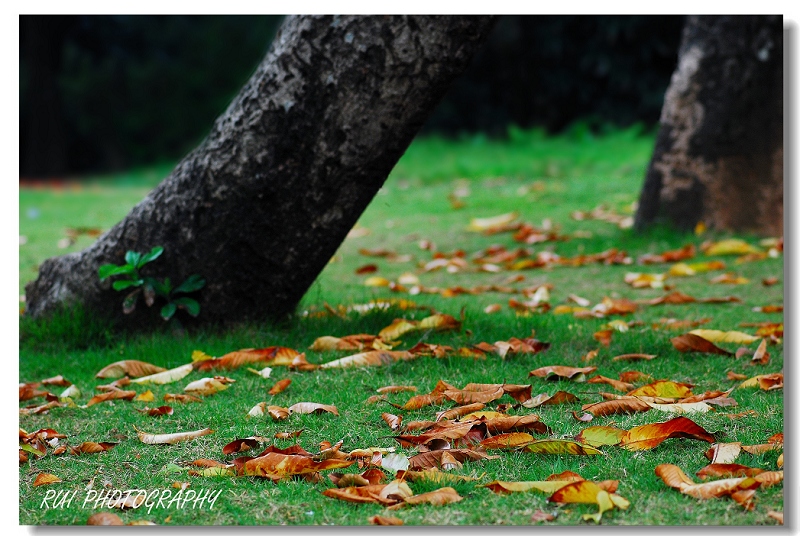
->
[{"left": 20, "top": 15, "right": 684, "bottom": 177}]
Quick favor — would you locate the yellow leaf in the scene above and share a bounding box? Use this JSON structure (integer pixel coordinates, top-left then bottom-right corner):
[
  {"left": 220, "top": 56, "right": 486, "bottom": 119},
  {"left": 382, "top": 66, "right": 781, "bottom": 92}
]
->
[
  {"left": 191, "top": 350, "right": 214, "bottom": 362},
  {"left": 467, "top": 212, "right": 518, "bottom": 232},
  {"left": 703, "top": 239, "right": 761, "bottom": 256},
  {"left": 130, "top": 363, "right": 193, "bottom": 385},
  {"left": 689, "top": 329, "right": 760, "bottom": 344},
  {"left": 134, "top": 390, "right": 155, "bottom": 402}
]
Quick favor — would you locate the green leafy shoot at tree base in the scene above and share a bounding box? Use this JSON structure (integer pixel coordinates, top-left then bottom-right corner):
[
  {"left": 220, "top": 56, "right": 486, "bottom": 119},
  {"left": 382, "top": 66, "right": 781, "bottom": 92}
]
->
[{"left": 98, "top": 246, "right": 205, "bottom": 321}]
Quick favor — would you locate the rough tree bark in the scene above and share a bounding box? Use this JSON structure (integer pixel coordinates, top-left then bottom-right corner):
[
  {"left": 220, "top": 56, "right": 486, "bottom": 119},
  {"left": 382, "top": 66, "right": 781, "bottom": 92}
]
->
[
  {"left": 25, "top": 15, "right": 497, "bottom": 328},
  {"left": 634, "top": 15, "right": 783, "bottom": 235}
]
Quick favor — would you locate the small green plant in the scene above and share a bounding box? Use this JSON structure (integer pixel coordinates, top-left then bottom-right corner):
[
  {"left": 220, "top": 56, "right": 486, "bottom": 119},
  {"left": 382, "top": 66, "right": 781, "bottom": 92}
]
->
[{"left": 98, "top": 246, "right": 205, "bottom": 321}]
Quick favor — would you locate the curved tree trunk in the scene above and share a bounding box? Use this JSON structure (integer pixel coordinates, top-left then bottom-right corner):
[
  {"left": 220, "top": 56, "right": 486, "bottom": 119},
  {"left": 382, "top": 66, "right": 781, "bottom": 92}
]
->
[
  {"left": 25, "top": 15, "right": 496, "bottom": 328},
  {"left": 634, "top": 15, "right": 783, "bottom": 235}
]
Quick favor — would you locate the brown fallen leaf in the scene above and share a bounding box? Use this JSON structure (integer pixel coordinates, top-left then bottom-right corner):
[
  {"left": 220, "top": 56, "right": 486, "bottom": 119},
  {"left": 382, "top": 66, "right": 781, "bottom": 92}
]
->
[
  {"left": 751, "top": 339, "right": 770, "bottom": 365},
  {"left": 531, "top": 510, "right": 557, "bottom": 522},
  {"left": 408, "top": 449, "right": 499, "bottom": 470},
  {"left": 479, "top": 432, "right": 534, "bottom": 450},
  {"left": 70, "top": 442, "right": 117, "bottom": 455},
  {"left": 739, "top": 373, "right": 783, "bottom": 390},
  {"left": 320, "top": 350, "right": 415, "bottom": 369},
  {"left": 137, "top": 406, "right": 174, "bottom": 417},
  {"left": 86, "top": 389, "right": 137, "bottom": 407},
  {"left": 34, "top": 473, "right": 62, "bottom": 486},
  {"left": 612, "top": 353, "right": 657, "bottom": 362},
  {"left": 621, "top": 416, "right": 715, "bottom": 450},
  {"left": 377, "top": 385, "right": 417, "bottom": 394},
  {"left": 705, "top": 442, "right": 743, "bottom": 464},
  {"left": 529, "top": 365, "right": 597, "bottom": 382},
  {"left": 402, "top": 486, "right": 463, "bottom": 507},
  {"left": 382, "top": 413, "right": 403, "bottom": 431},
  {"left": 696, "top": 464, "right": 764, "bottom": 479},
  {"left": 671, "top": 333, "right": 733, "bottom": 355},
  {"left": 268, "top": 378, "right": 292, "bottom": 395},
  {"left": 194, "top": 346, "right": 300, "bottom": 371},
  {"left": 222, "top": 438, "right": 261, "bottom": 455},
  {"left": 767, "top": 511, "right": 783, "bottom": 524},
  {"left": 288, "top": 402, "right": 339, "bottom": 416},
  {"left": 96, "top": 360, "right": 167, "bottom": 379},
  {"left": 242, "top": 452, "right": 354, "bottom": 479},
  {"left": 655, "top": 464, "right": 760, "bottom": 501},
  {"left": 86, "top": 513, "right": 124, "bottom": 526},
  {"left": 581, "top": 397, "right": 651, "bottom": 417},
  {"left": 369, "top": 515, "right": 404, "bottom": 525},
  {"left": 164, "top": 393, "right": 202, "bottom": 404},
  {"left": 129, "top": 363, "right": 194, "bottom": 385},
  {"left": 587, "top": 375, "right": 633, "bottom": 392},
  {"left": 136, "top": 427, "right": 213, "bottom": 445},
  {"left": 436, "top": 403, "right": 485, "bottom": 421}
]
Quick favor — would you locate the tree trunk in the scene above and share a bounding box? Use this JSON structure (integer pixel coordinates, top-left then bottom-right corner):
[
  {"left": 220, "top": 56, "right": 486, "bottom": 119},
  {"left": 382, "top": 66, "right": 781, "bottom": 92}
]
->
[
  {"left": 24, "top": 15, "right": 496, "bottom": 328},
  {"left": 634, "top": 15, "right": 783, "bottom": 236}
]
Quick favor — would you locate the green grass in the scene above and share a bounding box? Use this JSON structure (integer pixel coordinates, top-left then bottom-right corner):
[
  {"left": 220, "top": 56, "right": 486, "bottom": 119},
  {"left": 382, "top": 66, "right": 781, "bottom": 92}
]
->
[{"left": 19, "top": 126, "right": 783, "bottom": 526}]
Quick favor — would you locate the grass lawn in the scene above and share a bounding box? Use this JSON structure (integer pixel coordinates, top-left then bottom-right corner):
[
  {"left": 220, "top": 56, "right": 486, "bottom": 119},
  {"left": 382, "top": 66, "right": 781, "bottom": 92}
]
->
[{"left": 19, "top": 126, "right": 784, "bottom": 526}]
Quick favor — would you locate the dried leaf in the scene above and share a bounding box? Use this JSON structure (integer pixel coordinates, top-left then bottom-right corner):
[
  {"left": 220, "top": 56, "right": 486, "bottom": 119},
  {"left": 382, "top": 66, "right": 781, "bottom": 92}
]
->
[
  {"left": 136, "top": 427, "right": 213, "bottom": 445},
  {"left": 767, "top": 511, "right": 783, "bottom": 524},
  {"left": 582, "top": 397, "right": 651, "bottom": 417},
  {"left": 288, "top": 402, "right": 339, "bottom": 416},
  {"left": 751, "top": 339, "right": 770, "bottom": 365},
  {"left": 194, "top": 347, "right": 300, "bottom": 371},
  {"left": 34, "top": 473, "right": 62, "bottom": 486},
  {"left": 705, "top": 442, "right": 743, "bottom": 464},
  {"left": 382, "top": 413, "right": 403, "bottom": 431},
  {"left": 468, "top": 212, "right": 518, "bottom": 232},
  {"left": 86, "top": 513, "right": 124, "bottom": 526},
  {"left": 268, "top": 379, "right": 291, "bottom": 395},
  {"left": 689, "top": 329, "right": 760, "bottom": 345},
  {"left": 403, "top": 487, "right": 463, "bottom": 506},
  {"left": 479, "top": 432, "right": 534, "bottom": 450},
  {"left": 523, "top": 439, "right": 603, "bottom": 455},
  {"left": 86, "top": 389, "right": 137, "bottom": 407},
  {"left": 671, "top": 334, "right": 733, "bottom": 355},
  {"left": 620, "top": 416, "right": 715, "bottom": 450},
  {"left": 628, "top": 381, "right": 694, "bottom": 398},
  {"left": 164, "top": 393, "right": 202, "bottom": 404},
  {"left": 320, "top": 350, "right": 414, "bottom": 369},
  {"left": 408, "top": 449, "right": 498, "bottom": 470},
  {"left": 96, "top": 360, "right": 167, "bottom": 379},
  {"left": 137, "top": 405, "right": 173, "bottom": 417},
  {"left": 443, "top": 386, "right": 505, "bottom": 405},
  {"left": 548, "top": 481, "right": 629, "bottom": 522},
  {"left": 130, "top": 363, "right": 194, "bottom": 385},
  {"left": 222, "top": 438, "right": 261, "bottom": 455},
  {"left": 739, "top": 373, "right": 783, "bottom": 390},
  {"left": 576, "top": 426, "right": 626, "bottom": 447},
  {"left": 242, "top": 452, "right": 354, "bottom": 479},
  {"left": 529, "top": 365, "right": 596, "bottom": 382},
  {"left": 522, "top": 391, "right": 579, "bottom": 408},
  {"left": 436, "top": 403, "right": 485, "bottom": 421},
  {"left": 655, "top": 464, "right": 760, "bottom": 500},
  {"left": 134, "top": 390, "right": 155, "bottom": 402},
  {"left": 587, "top": 375, "right": 633, "bottom": 392},
  {"left": 696, "top": 464, "right": 764, "bottom": 479},
  {"left": 702, "top": 239, "right": 761, "bottom": 256},
  {"left": 184, "top": 376, "right": 234, "bottom": 396},
  {"left": 611, "top": 353, "right": 656, "bottom": 362},
  {"left": 377, "top": 385, "right": 417, "bottom": 394},
  {"left": 531, "top": 510, "right": 557, "bottom": 522},
  {"left": 70, "top": 442, "right": 117, "bottom": 455},
  {"left": 369, "top": 515, "right": 404, "bottom": 525}
]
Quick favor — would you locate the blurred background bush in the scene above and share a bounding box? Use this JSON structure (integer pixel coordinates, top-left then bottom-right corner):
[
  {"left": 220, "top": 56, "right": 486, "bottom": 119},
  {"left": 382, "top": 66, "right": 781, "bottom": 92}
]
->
[{"left": 20, "top": 15, "right": 684, "bottom": 177}]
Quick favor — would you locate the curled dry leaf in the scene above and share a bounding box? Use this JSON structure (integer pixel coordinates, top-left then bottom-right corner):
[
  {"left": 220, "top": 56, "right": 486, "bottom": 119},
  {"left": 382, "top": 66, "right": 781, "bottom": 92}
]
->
[
  {"left": 655, "top": 464, "right": 760, "bottom": 501},
  {"left": 137, "top": 406, "right": 174, "bottom": 417},
  {"left": 522, "top": 391, "right": 580, "bottom": 408},
  {"left": 320, "top": 350, "right": 415, "bottom": 369},
  {"left": 582, "top": 397, "right": 651, "bottom": 417},
  {"left": 288, "top": 402, "right": 339, "bottom": 416},
  {"left": 268, "top": 378, "right": 291, "bottom": 395},
  {"left": 739, "top": 373, "right": 783, "bottom": 390},
  {"left": 529, "top": 365, "right": 597, "bottom": 382},
  {"left": 222, "top": 438, "right": 261, "bottom": 455},
  {"left": 164, "top": 393, "right": 202, "bottom": 404},
  {"left": 194, "top": 346, "right": 300, "bottom": 371},
  {"left": 402, "top": 486, "right": 463, "bottom": 506},
  {"left": 381, "top": 413, "right": 403, "bottom": 431},
  {"left": 671, "top": 334, "right": 733, "bottom": 356},
  {"left": 184, "top": 376, "right": 234, "bottom": 396},
  {"left": 523, "top": 439, "right": 603, "bottom": 455},
  {"left": 443, "top": 386, "right": 504, "bottom": 405},
  {"left": 548, "top": 480, "right": 629, "bottom": 523},
  {"left": 95, "top": 359, "right": 167, "bottom": 379},
  {"left": 628, "top": 381, "right": 694, "bottom": 398},
  {"left": 369, "top": 515, "right": 403, "bottom": 526},
  {"left": 87, "top": 513, "right": 124, "bottom": 526},
  {"left": 242, "top": 452, "right": 354, "bottom": 479},
  {"left": 620, "top": 416, "right": 715, "bottom": 451},
  {"left": 408, "top": 449, "right": 498, "bottom": 470},
  {"left": 377, "top": 385, "right": 417, "bottom": 394},
  {"left": 612, "top": 353, "right": 656, "bottom": 362},
  {"left": 130, "top": 363, "right": 194, "bottom": 385},
  {"left": 136, "top": 427, "right": 213, "bottom": 445},
  {"left": 689, "top": 329, "right": 760, "bottom": 345},
  {"left": 696, "top": 464, "right": 764, "bottom": 479},
  {"left": 268, "top": 406, "right": 290, "bottom": 420},
  {"left": 587, "top": 376, "right": 633, "bottom": 392},
  {"left": 274, "top": 430, "right": 304, "bottom": 440},
  {"left": 70, "top": 442, "right": 117, "bottom": 455},
  {"left": 436, "top": 402, "right": 485, "bottom": 421},
  {"left": 751, "top": 339, "right": 770, "bottom": 365},
  {"left": 479, "top": 432, "right": 534, "bottom": 450},
  {"left": 576, "top": 426, "right": 626, "bottom": 447},
  {"left": 34, "top": 473, "right": 62, "bottom": 486},
  {"left": 86, "top": 389, "right": 136, "bottom": 407},
  {"left": 309, "top": 334, "right": 380, "bottom": 351}
]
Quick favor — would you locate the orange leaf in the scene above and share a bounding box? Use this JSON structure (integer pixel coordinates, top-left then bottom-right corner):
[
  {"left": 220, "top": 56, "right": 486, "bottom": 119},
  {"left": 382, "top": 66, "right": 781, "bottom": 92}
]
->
[
  {"left": 443, "top": 386, "right": 504, "bottom": 405},
  {"left": 287, "top": 402, "right": 339, "bottom": 416},
  {"left": 70, "top": 442, "right": 117, "bottom": 454},
  {"left": 479, "top": 432, "right": 534, "bottom": 450},
  {"left": 86, "top": 513, "right": 124, "bottom": 526},
  {"left": 34, "top": 473, "right": 62, "bottom": 486},
  {"left": 435, "top": 403, "right": 485, "bottom": 422},
  {"left": 696, "top": 464, "right": 764, "bottom": 479},
  {"left": 621, "top": 416, "right": 715, "bottom": 450},
  {"left": 655, "top": 464, "right": 760, "bottom": 500},
  {"left": 86, "top": 389, "right": 137, "bottom": 407},
  {"left": 671, "top": 333, "right": 733, "bottom": 355},
  {"left": 611, "top": 353, "right": 657, "bottom": 362},
  {"left": 377, "top": 385, "right": 417, "bottom": 394},
  {"left": 137, "top": 405, "right": 174, "bottom": 417},
  {"left": 243, "top": 452, "right": 354, "bottom": 479},
  {"left": 408, "top": 449, "right": 499, "bottom": 470},
  {"left": 369, "top": 515, "right": 403, "bottom": 525},
  {"left": 529, "top": 365, "right": 596, "bottom": 381},
  {"left": 95, "top": 360, "right": 167, "bottom": 379},
  {"left": 195, "top": 347, "right": 300, "bottom": 371},
  {"left": 268, "top": 379, "right": 291, "bottom": 396},
  {"left": 587, "top": 376, "right": 633, "bottom": 392}
]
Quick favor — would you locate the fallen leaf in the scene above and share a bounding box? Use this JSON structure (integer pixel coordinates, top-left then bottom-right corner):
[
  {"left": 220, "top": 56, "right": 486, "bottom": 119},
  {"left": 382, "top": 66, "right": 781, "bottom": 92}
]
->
[
  {"left": 268, "top": 379, "right": 291, "bottom": 395},
  {"left": 320, "top": 350, "right": 414, "bottom": 369},
  {"left": 671, "top": 333, "right": 733, "bottom": 355},
  {"left": 523, "top": 439, "right": 603, "bottom": 455},
  {"left": 548, "top": 480, "right": 629, "bottom": 522},
  {"left": 479, "top": 433, "right": 534, "bottom": 450},
  {"left": 576, "top": 426, "right": 627, "bottom": 447},
  {"left": 34, "top": 473, "right": 62, "bottom": 486},
  {"left": 378, "top": 314, "right": 461, "bottom": 341},
  {"left": 628, "top": 381, "right": 694, "bottom": 398},
  {"left": 164, "top": 393, "right": 202, "bottom": 404},
  {"left": 624, "top": 272, "right": 666, "bottom": 288},
  {"left": 184, "top": 376, "right": 234, "bottom": 396},
  {"left": 242, "top": 452, "right": 354, "bottom": 480},
  {"left": 705, "top": 443, "right": 743, "bottom": 464},
  {"left": 751, "top": 339, "right": 770, "bottom": 365},
  {"left": 70, "top": 442, "right": 117, "bottom": 455},
  {"left": 690, "top": 329, "right": 760, "bottom": 345},
  {"left": 130, "top": 363, "right": 194, "bottom": 385},
  {"left": 612, "top": 353, "right": 657, "bottom": 362},
  {"left": 96, "top": 360, "right": 167, "bottom": 379},
  {"left": 369, "top": 515, "right": 404, "bottom": 525},
  {"left": 709, "top": 273, "right": 749, "bottom": 285},
  {"left": 86, "top": 389, "right": 137, "bottom": 407},
  {"left": 137, "top": 406, "right": 174, "bottom": 417},
  {"left": 408, "top": 449, "right": 498, "bottom": 470},
  {"left": 587, "top": 376, "right": 633, "bottom": 392},
  {"left": 529, "top": 366, "right": 596, "bottom": 382},
  {"left": 402, "top": 486, "right": 463, "bottom": 506},
  {"left": 620, "top": 416, "right": 715, "bottom": 450},
  {"left": 767, "top": 511, "right": 783, "bottom": 524},
  {"left": 382, "top": 413, "right": 403, "bottom": 431},
  {"left": 136, "top": 427, "right": 213, "bottom": 445},
  {"left": 702, "top": 239, "right": 761, "bottom": 256},
  {"left": 288, "top": 402, "right": 339, "bottom": 416},
  {"left": 468, "top": 212, "right": 518, "bottom": 232},
  {"left": 696, "top": 464, "right": 764, "bottom": 479},
  {"left": 522, "top": 391, "right": 580, "bottom": 408},
  {"left": 531, "top": 510, "right": 556, "bottom": 522},
  {"left": 86, "top": 513, "right": 124, "bottom": 526},
  {"left": 655, "top": 463, "right": 760, "bottom": 501},
  {"left": 435, "top": 403, "right": 485, "bottom": 422},
  {"left": 739, "top": 373, "right": 783, "bottom": 390},
  {"left": 195, "top": 347, "right": 300, "bottom": 371},
  {"left": 223, "top": 438, "right": 261, "bottom": 455}
]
